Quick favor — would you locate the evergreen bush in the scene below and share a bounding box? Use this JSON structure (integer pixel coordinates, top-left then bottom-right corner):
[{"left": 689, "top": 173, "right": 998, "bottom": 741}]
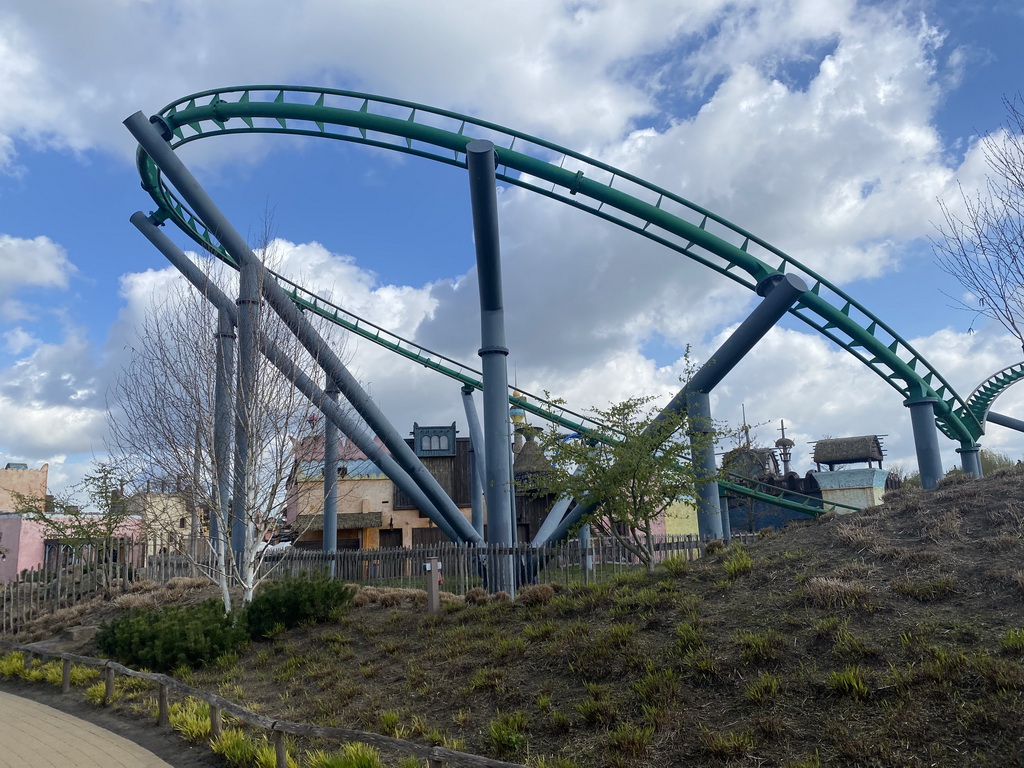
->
[
  {"left": 243, "top": 576, "right": 354, "bottom": 639},
  {"left": 95, "top": 599, "right": 247, "bottom": 672}
]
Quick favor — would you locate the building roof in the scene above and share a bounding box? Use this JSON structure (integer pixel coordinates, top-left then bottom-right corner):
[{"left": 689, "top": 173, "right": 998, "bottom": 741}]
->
[{"left": 812, "top": 435, "right": 885, "bottom": 467}]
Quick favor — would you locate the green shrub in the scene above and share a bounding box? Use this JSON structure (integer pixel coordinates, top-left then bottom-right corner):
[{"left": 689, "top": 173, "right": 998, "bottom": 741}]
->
[
  {"left": 607, "top": 722, "right": 654, "bottom": 755},
  {"left": 96, "top": 599, "right": 247, "bottom": 672},
  {"left": 723, "top": 545, "right": 753, "bottom": 579},
  {"left": 306, "top": 743, "right": 385, "bottom": 768},
  {"left": 745, "top": 672, "right": 782, "bottom": 702},
  {"left": 210, "top": 728, "right": 259, "bottom": 767},
  {"left": 486, "top": 711, "right": 528, "bottom": 758},
  {"left": 168, "top": 697, "right": 211, "bottom": 741},
  {"left": 999, "top": 629, "right": 1024, "bottom": 654},
  {"left": 243, "top": 576, "right": 354, "bottom": 639},
  {"left": 827, "top": 666, "right": 869, "bottom": 699}
]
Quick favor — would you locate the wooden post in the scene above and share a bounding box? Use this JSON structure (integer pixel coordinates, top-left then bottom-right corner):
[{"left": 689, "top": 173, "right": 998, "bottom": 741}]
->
[
  {"left": 426, "top": 557, "right": 440, "bottom": 615},
  {"left": 210, "top": 705, "right": 222, "bottom": 741},
  {"left": 104, "top": 665, "right": 115, "bottom": 704},
  {"left": 428, "top": 746, "right": 444, "bottom": 767},
  {"left": 273, "top": 729, "right": 287, "bottom": 768},
  {"left": 61, "top": 658, "right": 72, "bottom": 694},
  {"left": 157, "top": 682, "right": 169, "bottom": 727}
]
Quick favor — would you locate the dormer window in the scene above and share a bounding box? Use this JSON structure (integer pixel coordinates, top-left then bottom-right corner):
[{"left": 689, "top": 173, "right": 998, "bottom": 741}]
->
[{"left": 413, "top": 422, "right": 456, "bottom": 457}]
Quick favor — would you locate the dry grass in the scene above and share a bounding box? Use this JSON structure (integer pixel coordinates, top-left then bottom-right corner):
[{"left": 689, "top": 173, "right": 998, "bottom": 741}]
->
[{"left": 804, "top": 577, "right": 873, "bottom": 609}]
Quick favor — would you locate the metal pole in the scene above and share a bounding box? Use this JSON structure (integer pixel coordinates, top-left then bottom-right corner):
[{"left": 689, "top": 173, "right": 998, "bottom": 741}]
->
[
  {"left": 687, "top": 391, "right": 728, "bottom": 539},
  {"left": 906, "top": 397, "right": 944, "bottom": 490},
  {"left": 957, "top": 445, "right": 983, "bottom": 478},
  {"left": 987, "top": 410, "right": 1024, "bottom": 433},
  {"left": 324, "top": 380, "right": 340, "bottom": 574},
  {"left": 213, "top": 308, "right": 235, "bottom": 565},
  {"left": 543, "top": 273, "right": 805, "bottom": 546},
  {"left": 231, "top": 259, "right": 259, "bottom": 575},
  {"left": 466, "top": 139, "right": 514, "bottom": 593},
  {"left": 130, "top": 213, "right": 473, "bottom": 544},
  {"left": 461, "top": 385, "right": 486, "bottom": 536},
  {"left": 125, "top": 113, "right": 478, "bottom": 545}
]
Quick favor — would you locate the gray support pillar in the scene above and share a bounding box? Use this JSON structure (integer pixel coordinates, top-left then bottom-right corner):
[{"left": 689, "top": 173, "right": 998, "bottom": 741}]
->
[
  {"left": 130, "top": 212, "right": 474, "bottom": 545},
  {"left": 987, "top": 410, "right": 1024, "bottom": 433},
  {"left": 213, "top": 309, "right": 235, "bottom": 561},
  {"left": 125, "top": 114, "right": 480, "bottom": 545},
  {"left": 542, "top": 273, "right": 805, "bottom": 547},
  {"left": 957, "top": 445, "right": 983, "bottom": 478},
  {"left": 324, "top": 380, "right": 340, "bottom": 566},
  {"left": 906, "top": 397, "right": 944, "bottom": 490},
  {"left": 687, "top": 391, "right": 728, "bottom": 540},
  {"left": 461, "top": 386, "right": 487, "bottom": 536},
  {"left": 466, "top": 139, "right": 515, "bottom": 593},
  {"left": 531, "top": 496, "right": 572, "bottom": 547},
  {"left": 230, "top": 259, "right": 259, "bottom": 575},
  {"left": 578, "top": 521, "right": 593, "bottom": 573},
  {"left": 660, "top": 274, "right": 808, "bottom": 421}
]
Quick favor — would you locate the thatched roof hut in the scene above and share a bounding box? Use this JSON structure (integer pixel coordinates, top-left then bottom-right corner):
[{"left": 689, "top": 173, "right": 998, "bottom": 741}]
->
[{"left": 812, "top": 435, "right": 885, "bottom": 470}]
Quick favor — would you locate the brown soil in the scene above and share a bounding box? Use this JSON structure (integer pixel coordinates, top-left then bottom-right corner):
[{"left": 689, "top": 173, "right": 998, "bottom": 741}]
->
[{"left": 7, "top": 467, "right": 1024, "bottom": 767}]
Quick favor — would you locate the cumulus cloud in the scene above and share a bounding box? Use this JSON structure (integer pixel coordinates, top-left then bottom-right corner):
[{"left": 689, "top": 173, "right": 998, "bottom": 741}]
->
[{"left": 0, "top": 235, "right": 74, "bottom": 320}]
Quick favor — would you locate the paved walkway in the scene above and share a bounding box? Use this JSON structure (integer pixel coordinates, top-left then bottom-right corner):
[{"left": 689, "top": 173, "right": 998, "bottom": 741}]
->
[{"left": 0, "top": 690, "right": 174, "bottom": 767}]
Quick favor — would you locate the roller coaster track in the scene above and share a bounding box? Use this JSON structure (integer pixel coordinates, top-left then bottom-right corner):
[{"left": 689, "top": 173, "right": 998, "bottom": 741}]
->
[
  {"left": 965, "top": 362, "right": 1024, "bottom": 429},
  {"left": 130, "top": 85, "right": 972, "bottom": 515}
]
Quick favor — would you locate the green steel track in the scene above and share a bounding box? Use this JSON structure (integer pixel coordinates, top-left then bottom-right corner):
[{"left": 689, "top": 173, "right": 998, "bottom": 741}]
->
[
  {"left": 131, "top": 85, "right": 975, "bottom": 517},
  {"left": 965, "top": 362, "right": 1024, "bottom": 429}
]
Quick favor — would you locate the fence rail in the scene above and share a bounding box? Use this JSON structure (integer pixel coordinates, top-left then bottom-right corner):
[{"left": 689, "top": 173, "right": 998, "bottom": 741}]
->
[
  {"left": 0, "top": 641, "right": 530, "bottom": 768},
  {"left": 1, "top": 534, "right": 753, "bottom": 634}
]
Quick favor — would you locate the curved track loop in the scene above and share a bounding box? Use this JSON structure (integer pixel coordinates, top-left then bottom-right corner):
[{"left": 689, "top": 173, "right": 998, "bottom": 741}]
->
[
  {"left": 135, "top": 87, "right": 981, "bottom": 445},
  {"left": 130, "top": 86, "right": 971, "bottom": 515},
  {"left": 965, "top": 362, "right": 1024, "bottom": 429}
]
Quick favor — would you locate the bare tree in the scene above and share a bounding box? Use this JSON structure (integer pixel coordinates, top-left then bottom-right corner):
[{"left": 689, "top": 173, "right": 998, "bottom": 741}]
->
[
  {"left": 108, "top": 239, "right": 349, "bottom": 611},
  {"left": 933, "top": 95, "right": 1024, "bottom": 351}
]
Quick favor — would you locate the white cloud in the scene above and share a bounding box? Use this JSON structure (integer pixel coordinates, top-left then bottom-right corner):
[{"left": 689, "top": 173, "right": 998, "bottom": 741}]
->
[
  {"left": 0, "top": 234, "right": 74, "bottom": 320},
  {"left": 3, "top": 327, "right": 38, "bottom": 354}
]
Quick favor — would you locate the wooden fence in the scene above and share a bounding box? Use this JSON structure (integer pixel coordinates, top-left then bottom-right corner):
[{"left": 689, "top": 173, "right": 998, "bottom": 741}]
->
[
  {"left": 0, "top": 642, "right": 530, "bottom": 768},
  {"left": 1, "top": 534, "right": 754, "bottom": 634}
]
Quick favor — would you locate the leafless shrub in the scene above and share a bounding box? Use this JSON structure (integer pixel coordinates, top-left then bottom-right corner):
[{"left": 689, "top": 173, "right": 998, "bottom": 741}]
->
[
  {"left": 869, "top": 544, "right": 908, "bottom": 561},
  {"left": 835, "top": 523, "right": 875, "bottom": 548},
  {"left": 127, "top": 579, "right": 160, "bottom": 593},
  {"left": 165, "top": 576, "right": 208, "bottom": 591},
  {"left": 986, "top": 534, "right": 1021, "bottom": 552},
  {"left": 985, "top": 502, "right": 1024, "bottom": 528},
  {"left": 113, "top": 593, "right": 159, "bottom": 610},
  {"left": 921, "top": 510, "right": 964, "bottom": 542},
  {"left": 515, "top": 584, "right": 556, "bottom": 605},
  {"left": 491, "top": 591, "right": 512, "bottom": 603},
  {"left": 805, "top": 577, "right": 873, "bottom": 609},
  {"left": 1013, "top": 571, "right": 1024, "bottom": 596},
  {"left": 831, "top": 563, "right": 876, "bottom": 580},
  {"left": 465, "top": 587, "right": 488, "bottom": 605}
]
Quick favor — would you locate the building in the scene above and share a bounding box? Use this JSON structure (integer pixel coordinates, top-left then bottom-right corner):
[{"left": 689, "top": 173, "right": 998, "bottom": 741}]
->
[{"left": 285, "top": 421, "right": 567, "bottom": 550}]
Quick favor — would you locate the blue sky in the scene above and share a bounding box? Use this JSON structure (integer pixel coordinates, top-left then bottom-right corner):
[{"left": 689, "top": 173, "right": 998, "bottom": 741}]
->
[{"left": 1, "top": 0, "right": 1024, "bottom": 493}]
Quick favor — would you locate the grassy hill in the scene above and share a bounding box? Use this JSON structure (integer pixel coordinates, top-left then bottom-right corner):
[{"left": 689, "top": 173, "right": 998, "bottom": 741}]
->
[{"left": 14, "top": 466, "right": 1024, "bottom": 766}]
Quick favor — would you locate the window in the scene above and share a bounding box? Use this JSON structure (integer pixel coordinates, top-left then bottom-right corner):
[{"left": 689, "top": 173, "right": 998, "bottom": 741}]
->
[
  {"left": 412, "top": 423, "right": 457, "bottom": 457},
  {"left": 179, "top": 517, "right": 187, "bottom": 529}
]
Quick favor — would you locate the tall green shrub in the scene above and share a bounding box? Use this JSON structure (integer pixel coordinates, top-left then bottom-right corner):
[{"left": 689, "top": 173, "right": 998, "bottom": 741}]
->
[{"left": 243, "top": 576, "right": 354, "bottom": 639}]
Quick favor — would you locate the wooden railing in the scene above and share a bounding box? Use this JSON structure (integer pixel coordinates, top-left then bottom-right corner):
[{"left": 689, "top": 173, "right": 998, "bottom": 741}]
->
[
  {"left": 2, "top": 535, "right": 753, "bottom": 634},
  {"left": 1, "top": 642, "right": 530, "bottom": 768}
]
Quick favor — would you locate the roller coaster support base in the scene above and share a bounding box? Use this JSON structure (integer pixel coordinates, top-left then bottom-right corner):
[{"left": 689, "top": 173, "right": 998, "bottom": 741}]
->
[
  {"left": 231, "top": 260, "right": 260, "bottom": 576},
  {"left": 324, "top": 380, "right": 340, "bottom": 571},
  {"left": 906, "top": 397, "right": 943, "bottom": 490},
  {"left": 461, "top": 386, "right": 486, "bottom": 536},
  {"left": 467, "top": 139, "right": 515, "bottom": 594},
  {"left": 687, "top": 391, "right": 729, "bottom": 540},
  {"left": 213, "top": 308, "right": 235, "bottom": 563},
  {"left": 956, "top": 445, "right": 983, "bottom": 478}
]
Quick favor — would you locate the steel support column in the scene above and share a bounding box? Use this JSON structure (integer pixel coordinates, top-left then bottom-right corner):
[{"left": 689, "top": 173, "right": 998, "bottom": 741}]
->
[
  {"left": 324, "top": 380, "right": 340, "bottom": 565},
  {"left": 213, "top": 308, "right": 235, "bottom": 562},
  {"left": 130, "top": 213, "right": 472, "bottom": 544},
  {"left": 231, "top": 259, "right": 259, "bottom": 574},
  {"left": 957, "top": 445, "right": 983, "bottom": 478},
  {"left": 987, "top": 410, "right": 1024, "bottom": 433},
  {"left": 125, "top": 113, "right": 479, "bottom": 545},
  {"left": 466, "top": 139, "right": 514, "bottom": 593},
  {"left": 687, "top": 391, "right": 729, "bottom": 540},
  {"left": 461, "top": 385, "right": 487, "bottom": 536},
  {"left": 906, "top": 397, "right": 944, "bottom": 490}
]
